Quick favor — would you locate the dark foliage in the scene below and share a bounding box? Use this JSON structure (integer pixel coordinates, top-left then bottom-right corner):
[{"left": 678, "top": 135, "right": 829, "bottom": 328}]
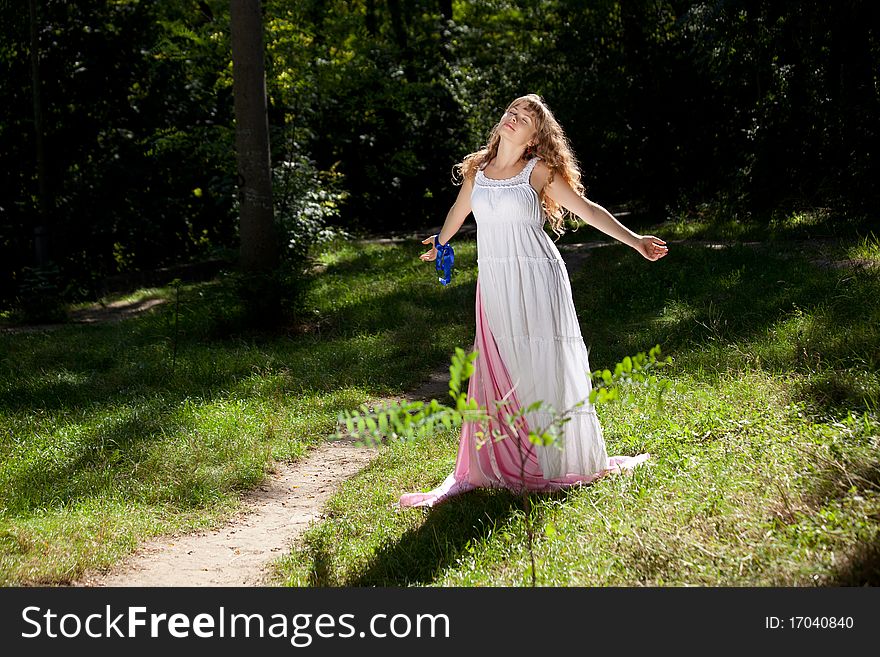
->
[{"left": 2, "top": 0, "right": 877, "bottom": 312}]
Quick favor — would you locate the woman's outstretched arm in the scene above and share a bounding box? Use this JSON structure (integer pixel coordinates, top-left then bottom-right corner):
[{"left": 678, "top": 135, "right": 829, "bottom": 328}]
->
[
  {"left": 539, "top": 164, "right": 668, "bottom": 262},
  {"left": 420, "top": 175, "right": 475, "bottom": 261}
]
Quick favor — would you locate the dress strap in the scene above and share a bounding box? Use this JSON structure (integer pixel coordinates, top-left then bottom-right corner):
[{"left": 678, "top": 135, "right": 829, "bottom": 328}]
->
[{"left": 520, "top": 157, "right": 540, "bottom": 182}]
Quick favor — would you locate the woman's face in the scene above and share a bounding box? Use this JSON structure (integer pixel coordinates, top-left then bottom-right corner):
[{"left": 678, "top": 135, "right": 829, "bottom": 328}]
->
[{"left": 499, "top": 102, "right": 538, "bottom": 149}]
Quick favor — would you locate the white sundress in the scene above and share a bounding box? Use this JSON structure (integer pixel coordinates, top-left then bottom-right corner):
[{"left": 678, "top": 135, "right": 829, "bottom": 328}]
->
[{"left": 400, "top": 157, "right": 648, "bottom": 508}]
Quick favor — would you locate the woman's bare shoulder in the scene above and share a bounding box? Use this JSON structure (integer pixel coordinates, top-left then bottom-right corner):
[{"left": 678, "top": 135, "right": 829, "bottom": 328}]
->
[{"left": 531, "top": 159, "right": 552, "bottom": 192}]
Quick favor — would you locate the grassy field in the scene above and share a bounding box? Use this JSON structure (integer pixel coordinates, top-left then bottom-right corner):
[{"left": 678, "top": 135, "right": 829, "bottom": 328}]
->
[
  {"left": 1, "top": 212, "right": 878, "bottom": 586},
  {"left": 0, "top": 239, "right": 478, "bottom": 585}
]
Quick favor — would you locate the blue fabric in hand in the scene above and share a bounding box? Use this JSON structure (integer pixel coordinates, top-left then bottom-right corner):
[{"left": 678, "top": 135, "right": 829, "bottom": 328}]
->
[{"left": 434, "top": 235, "right": 455, "bottom": 286}]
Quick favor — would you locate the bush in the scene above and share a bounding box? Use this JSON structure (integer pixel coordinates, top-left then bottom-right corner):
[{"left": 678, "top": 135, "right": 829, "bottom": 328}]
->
[{"left": 13, "top": 263, "right": 68, "bottom": 324}]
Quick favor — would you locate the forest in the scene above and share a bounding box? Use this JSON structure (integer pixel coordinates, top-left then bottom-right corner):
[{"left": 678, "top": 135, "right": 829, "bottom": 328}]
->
[{"left": 3, "top": 0, "right": 877, "bottom": 315}]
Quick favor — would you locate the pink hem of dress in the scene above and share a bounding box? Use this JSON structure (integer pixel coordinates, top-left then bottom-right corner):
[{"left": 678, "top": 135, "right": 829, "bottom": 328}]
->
[
  {"left": 399, "top": 281, "right": 650, "bottom": 509},
  {"left": 399, "top": 453, "right": 650, "bottom": 508}
]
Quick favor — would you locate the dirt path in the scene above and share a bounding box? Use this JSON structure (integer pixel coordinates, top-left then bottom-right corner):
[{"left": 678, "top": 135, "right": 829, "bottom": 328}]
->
[
  {"left": 75, "top": 374, "right": 450, "bottom": 588},
  {"left": 1, "top": 296, "right": 167, "bottom": 334},
  {"left": 77, "top": 439, "right": 377, "bottom": 587}
]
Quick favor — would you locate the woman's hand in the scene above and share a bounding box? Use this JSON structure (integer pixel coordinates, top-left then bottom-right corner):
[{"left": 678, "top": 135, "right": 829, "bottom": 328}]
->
[
  {"left": 634, "top": 235, "right": 668, "bottom": 261},
  {"left": 419, "top": 235, "right": 438, "bottom": 262}
]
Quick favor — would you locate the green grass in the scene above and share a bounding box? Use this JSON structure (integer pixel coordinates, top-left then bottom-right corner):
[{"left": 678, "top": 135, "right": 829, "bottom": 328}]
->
[
  {"left": 845, "top": 232, "right": 880, "bottom": 265},
  {"left": 271, "top": 380, "right": 879, "bottom": 586},
  {"left": 0, "top": 238, "right": 478, "bottom": 585},
  {"left": 269, "top": 225, "right": 880, "bottom": 587},
  {"left": 2, "top": 220, "right": 879, "bottom": 587},
  {"left": 640, "top": 205, "right": 877, "bottom": 243}
]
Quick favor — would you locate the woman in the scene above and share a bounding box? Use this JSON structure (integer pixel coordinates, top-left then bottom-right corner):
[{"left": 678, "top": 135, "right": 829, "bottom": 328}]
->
[{"left": 400, "top": 94, "right": 668, "bottom": 508}]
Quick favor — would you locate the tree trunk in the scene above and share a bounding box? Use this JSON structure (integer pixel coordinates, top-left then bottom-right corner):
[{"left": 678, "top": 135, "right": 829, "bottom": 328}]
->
[
  {"left": 230, "top": 0, "right": 277, "bottom": 273},
  {"left": 28, "top": 0, "right": 49, "bottom": 266},
  {"left": 438, "top": 0, "right": 453, "bottom": 23},
  {"left": 387, "top": 0, "right": 408, "bottom": 52},
  {"left": 387, "top": 0, "right": 412, "bottom": 78},
  {"left": 365, "top": 0, "right": 377, "bottom": 36}
]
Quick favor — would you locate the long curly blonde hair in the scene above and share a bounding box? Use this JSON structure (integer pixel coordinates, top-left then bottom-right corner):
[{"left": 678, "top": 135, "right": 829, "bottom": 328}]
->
[{"left": 454, "top": 93, "right": 585, "bottom": 236}]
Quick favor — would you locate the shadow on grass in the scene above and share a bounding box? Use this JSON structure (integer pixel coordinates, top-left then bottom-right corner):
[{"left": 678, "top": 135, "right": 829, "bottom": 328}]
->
[
  {"left": 7, "top": 238, "right": 875, "bottom": 421},
  {"left": 797, "top": 445, "right": 880, "bottom": 586},
  {"left": 311, "top": 490, "right": 525, "bottom": 586},
  {"left": 0, "top": 240, "right": 478, "bottom": 416},
  {"left": 831, "top": 539, "right": 880, "bottom": 586},
  {"left": 792, "top": 370, "right": 880, "bottom": 417},
  {"left": 1, "top": 399, "right": 188, "bottom": 516},
  {"left": 573, "top": 242, "right": 818, "bottom": 361},
  {"left": 352, "top": 489, "right": 570, "bottom": 587}
]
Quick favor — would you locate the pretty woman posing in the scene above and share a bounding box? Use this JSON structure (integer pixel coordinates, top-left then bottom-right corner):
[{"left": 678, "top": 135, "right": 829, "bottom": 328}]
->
[{"left": 401, "top": 94, "right": 668, "bottom": 507}]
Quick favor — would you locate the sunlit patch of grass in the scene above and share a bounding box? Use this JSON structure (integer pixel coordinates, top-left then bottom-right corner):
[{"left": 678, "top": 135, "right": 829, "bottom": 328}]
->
[
  {"left": 68, "top": 287, "right": 170, "bottom": 312},
  {"left": 845, "top": 232, "right": 880, "bottom": 264},
  {"left": 769, "top": 208, "right": 832, "bottom": 232},
  {"left": 656, "top": 217, "right": 713, "bottom": 241},
  {"left": 651, "top": 205, "right": 876, "bottom": 243},
  {"left": 0, "top": 498, "right": 232, "bottom": 586},
  {"left": 650, "top": 201, "right": 767, "bottom": 242}
]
